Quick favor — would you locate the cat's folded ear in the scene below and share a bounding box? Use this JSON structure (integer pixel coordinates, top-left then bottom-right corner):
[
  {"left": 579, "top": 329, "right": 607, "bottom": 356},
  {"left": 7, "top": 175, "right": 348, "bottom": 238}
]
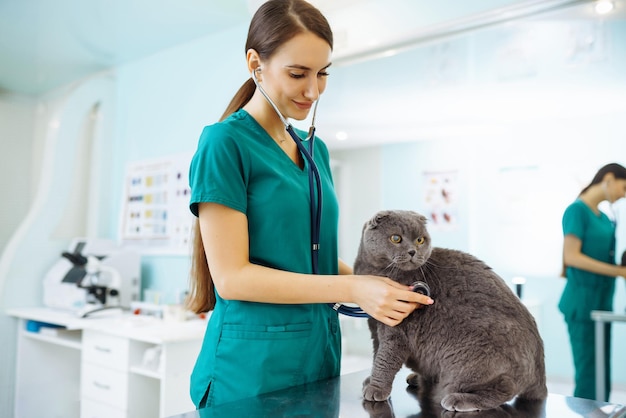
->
[
  {"left": 405, "top": 210, "right": 427, "bottom": 224},
  {"left": 367, "top": 211, "right": 390, "bottom": 229}
]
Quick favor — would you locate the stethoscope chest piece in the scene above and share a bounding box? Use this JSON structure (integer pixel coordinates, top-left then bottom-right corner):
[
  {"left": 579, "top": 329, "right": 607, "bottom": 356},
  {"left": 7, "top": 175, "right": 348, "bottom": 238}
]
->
[{"left": 410, "top": 281, "right": 431, "bottom": 298}]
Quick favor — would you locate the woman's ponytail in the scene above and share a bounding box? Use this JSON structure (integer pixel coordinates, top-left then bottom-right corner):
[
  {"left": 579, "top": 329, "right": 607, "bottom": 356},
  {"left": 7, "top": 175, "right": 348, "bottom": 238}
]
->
[
  {"left": 186, "top": 78, "right": 257, "bottom": 313},
  {"left": 219, "top": 78, "right": 256, "bottom": 121}
]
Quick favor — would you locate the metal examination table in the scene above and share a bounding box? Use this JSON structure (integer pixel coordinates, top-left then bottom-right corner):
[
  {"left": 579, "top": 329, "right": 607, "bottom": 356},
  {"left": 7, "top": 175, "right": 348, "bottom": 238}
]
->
[
  {"left": 592, "top": 310, "right": 626, "bottom": 402},
  {"left": 168, "top": 368, "right": 626, "bottom": 418}
]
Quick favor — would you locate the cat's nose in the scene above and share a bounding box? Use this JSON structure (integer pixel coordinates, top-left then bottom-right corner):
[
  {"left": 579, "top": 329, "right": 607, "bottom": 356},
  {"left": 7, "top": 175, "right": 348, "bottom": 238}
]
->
[{"left": 408, "top": 250, "right": 416, "bottom": 257}]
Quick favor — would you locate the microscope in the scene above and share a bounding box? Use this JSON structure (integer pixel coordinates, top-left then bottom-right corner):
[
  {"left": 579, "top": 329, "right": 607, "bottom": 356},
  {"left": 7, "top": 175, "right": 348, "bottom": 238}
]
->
[{"left": 43, "top": 239, "right": 141, "bottom": 317}]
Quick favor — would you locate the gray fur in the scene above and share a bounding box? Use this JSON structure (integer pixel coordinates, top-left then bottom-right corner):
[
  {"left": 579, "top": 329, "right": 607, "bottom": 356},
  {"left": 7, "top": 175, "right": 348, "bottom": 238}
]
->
[{"left": 354, "top": 210, "right": 547, "bottom": 412}]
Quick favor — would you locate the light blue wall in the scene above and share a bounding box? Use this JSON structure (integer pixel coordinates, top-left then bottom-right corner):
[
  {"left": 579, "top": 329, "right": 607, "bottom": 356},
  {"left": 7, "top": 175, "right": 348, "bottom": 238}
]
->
[
  {"left": 106, "top": 24, "right": 249, "bottom": 302},
  {"left": 0, "top": 96, "right": 36, "bottom": 253}
]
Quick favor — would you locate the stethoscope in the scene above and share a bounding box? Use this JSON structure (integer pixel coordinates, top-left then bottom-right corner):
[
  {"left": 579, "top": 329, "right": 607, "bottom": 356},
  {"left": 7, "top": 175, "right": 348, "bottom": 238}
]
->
[
  {"left": 251, "top": 69, "right": 431, "bottom": 317},
  {"left": 252, "top": 68, "right": 323, "bottom": 276}
]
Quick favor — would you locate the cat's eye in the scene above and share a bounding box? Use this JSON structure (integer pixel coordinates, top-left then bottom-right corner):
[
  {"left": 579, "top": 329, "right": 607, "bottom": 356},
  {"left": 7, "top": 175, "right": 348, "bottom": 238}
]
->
[
  {"left": 415, "top": 237, "right": 425, "bottom": 245},
  {"left": 389, "top": 235, "right": 402, "bottom": 244}
]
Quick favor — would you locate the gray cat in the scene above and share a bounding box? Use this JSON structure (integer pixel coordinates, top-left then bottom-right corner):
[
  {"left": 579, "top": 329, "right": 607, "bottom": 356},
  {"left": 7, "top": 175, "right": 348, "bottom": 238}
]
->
[{"left": 354, "top": 210, "right": 547, "bottom": 412}]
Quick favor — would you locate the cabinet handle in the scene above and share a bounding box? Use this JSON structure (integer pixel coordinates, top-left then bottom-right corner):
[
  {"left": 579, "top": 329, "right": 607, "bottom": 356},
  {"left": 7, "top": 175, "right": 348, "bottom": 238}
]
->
[
  {"left": 93, "top": 381, "right": 111, "bottom": 391},
  {"left": 94, "top": 345, "right": 111, "bottom": 353}
]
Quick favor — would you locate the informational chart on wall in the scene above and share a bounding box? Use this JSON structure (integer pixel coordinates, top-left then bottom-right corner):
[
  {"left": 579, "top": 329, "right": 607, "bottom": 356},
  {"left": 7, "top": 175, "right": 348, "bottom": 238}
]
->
[
  {"left": 423, "top": 170, "right": 458, "bottom": 231},
  {"left": 120, "top": 153, "right": 194, "bottom": 255}
]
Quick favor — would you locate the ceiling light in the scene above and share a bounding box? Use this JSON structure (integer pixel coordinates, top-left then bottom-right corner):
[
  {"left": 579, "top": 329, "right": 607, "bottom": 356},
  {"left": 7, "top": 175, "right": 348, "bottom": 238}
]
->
[
  {"left": 594, "top": 0, "right": 615, "bottom": 15},
  {"left": 335, "top": 131, "right": 348, "bottom": 141}
]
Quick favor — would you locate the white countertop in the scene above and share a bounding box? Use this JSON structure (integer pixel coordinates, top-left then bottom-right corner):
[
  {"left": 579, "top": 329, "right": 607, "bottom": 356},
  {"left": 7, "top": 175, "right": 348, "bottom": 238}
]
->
[{"left": 7, "top": 306, "right": 209, "bottom": 344}]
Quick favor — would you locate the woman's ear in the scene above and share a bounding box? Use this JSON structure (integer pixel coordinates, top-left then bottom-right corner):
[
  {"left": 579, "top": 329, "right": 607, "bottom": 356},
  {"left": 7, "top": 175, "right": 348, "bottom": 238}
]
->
[
  {"left": 602, "top": 173, "right": 616, "bottom": 190},
  {"left": 246, "top": 49, "right": 262, "bottom": 75},
  {"left": 603, "top": 172, "right": 616, "bottom": 182}
]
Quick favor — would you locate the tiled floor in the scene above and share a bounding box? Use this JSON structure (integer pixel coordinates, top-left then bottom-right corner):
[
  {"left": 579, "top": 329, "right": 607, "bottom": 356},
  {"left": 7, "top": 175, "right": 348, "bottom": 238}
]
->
[{"left": 341, "top": 354, "right": 626, "bottom": 406}]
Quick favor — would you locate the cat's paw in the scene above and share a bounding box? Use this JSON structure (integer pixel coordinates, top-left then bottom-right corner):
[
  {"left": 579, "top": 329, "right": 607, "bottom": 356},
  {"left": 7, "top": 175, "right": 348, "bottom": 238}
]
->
[
  {"left": 441, "top": 410, "right": 509, "bottom": 418},
  {"left": 441, "top": 393, "right": 482, "bottom": 412},
  {"left": 362, "top": 381, "right": 392, "bottom": 402},
  {"left": 362, "top": 399, "right": 393, "bottom": 417}
]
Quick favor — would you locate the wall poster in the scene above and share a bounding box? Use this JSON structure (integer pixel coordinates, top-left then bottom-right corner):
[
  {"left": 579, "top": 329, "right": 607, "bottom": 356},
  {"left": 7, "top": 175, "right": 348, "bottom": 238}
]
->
[
  {"left": 119, "top": 153, "right": 194, "bottom": 255},
  {"left": 423, "top": 170, "right": 459, "bottom": 231}
]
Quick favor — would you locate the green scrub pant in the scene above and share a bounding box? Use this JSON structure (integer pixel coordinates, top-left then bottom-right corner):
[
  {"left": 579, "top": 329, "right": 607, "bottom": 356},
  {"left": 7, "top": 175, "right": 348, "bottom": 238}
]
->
[{"left": 566, "top": 319, "right": 611, "bottom": 401}]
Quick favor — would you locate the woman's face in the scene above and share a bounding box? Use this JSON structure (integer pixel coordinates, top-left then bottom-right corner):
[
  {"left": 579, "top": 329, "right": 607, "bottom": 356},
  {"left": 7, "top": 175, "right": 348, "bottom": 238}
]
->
[
  {"left": 257, "top": 31, "right": 332, "bottom": 121},
  {"left": 606, "top": 176, "right": 626, "bottom": 203}
]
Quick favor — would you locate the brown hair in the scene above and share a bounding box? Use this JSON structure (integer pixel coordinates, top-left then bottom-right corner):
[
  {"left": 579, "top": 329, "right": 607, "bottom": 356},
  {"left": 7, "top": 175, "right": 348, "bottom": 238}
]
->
[
  {"left": 579, "top": 162, "right": 626, "bottom": 195},
  {"left": 186, "top": 0, "right": 333, "bottom": 313}
]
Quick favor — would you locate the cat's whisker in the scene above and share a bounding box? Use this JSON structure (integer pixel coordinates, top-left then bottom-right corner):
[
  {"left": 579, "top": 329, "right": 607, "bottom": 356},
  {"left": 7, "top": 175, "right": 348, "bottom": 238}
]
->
[
  {"left": 425, "top": 259, "right": 457, "bottom": 271},
  {"left": 417, "top": 266, "right": 428, "bottom": 281},
  {"left": 383, "top": 262, "right": 401, "bottom": 278},
  {"left": 419, "top": 263, "right": 434, "bottom": 276},
  {"left": 416, "top": 263, "right": 443, "bottom": 285}
]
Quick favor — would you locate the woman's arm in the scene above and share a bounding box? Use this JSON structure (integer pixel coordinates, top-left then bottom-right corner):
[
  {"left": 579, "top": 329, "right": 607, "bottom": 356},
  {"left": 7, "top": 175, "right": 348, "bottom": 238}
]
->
[
  {"left": 198, "top": 202, "right": 433, "bottom": 326},
  {"left": 563, "top": 234, "right": 626, "bottom": 278}
]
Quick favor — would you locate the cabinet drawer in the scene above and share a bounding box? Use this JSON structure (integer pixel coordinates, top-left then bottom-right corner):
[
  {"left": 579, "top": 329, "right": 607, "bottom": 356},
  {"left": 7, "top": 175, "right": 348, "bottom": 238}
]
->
[
  {"left": 80, "top": 398, "right": 126, "bottom": 418},
  {"left": 82, "top": 330, "right": 129, "bottom": 371},
  {"left": 81, "top": 363, "right": 128, "bottom": 408}
]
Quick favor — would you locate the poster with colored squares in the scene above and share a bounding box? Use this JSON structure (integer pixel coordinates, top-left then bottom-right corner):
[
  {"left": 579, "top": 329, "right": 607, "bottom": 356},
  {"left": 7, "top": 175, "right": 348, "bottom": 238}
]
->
[{"left": 120, "top": 153, "right": 194, "bottom": 254}]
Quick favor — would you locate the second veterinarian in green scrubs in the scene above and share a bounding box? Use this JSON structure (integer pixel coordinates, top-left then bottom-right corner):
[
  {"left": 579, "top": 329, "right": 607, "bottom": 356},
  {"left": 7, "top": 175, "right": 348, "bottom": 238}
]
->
[
  {"left": 559, "top": 163, "right": 626, "bottom": 405},
  {"left": 188, "top": 109, "right": 341, "bottom": 407},
  {"left": 559, "top": 198, "right": 616, "bottom": 401},
  {"left": 559, "top": 163, "right": 626, "bottom": 402}
]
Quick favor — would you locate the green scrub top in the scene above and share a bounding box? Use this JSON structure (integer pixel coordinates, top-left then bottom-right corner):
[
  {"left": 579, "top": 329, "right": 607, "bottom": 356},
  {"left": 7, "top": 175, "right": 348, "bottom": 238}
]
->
[
  {"left": 188, "top": 109, "right": 342, "bottom": 407},
  {"left": 558, "top": 199, "right": 616, "bottom": 321}
]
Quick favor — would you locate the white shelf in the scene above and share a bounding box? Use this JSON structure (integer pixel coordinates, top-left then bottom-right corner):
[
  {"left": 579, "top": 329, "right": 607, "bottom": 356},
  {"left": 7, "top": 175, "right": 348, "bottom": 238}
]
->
[
  {"left": 129, "top": 365, "right": 161, "bottom": 380},
  {"left": 21, "top": 329, "right": 82, "bottom": 350}
]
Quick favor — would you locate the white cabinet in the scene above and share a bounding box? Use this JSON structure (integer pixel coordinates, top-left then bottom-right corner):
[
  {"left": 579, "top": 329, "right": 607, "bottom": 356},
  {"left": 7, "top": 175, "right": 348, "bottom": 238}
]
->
[
  {"left": 81, "top": 363, "right": 129, "bottom": 415},
  {"left": 13, "top": 326, "right": 82, "bottom": 418},
  {"left": 82, "top": 332, "right": 131, "bottom": 371},
  {"left": 80, "top": 331, "right": 131, "bottom": 415},
  {"left": 8, "top": 307, "right": 207, "bottom": 418}
]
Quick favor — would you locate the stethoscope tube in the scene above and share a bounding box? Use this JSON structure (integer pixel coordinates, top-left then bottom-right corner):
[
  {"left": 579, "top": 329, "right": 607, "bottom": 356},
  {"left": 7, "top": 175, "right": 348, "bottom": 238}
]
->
[
  {"left": 251, "top": 70, "right": 370, "bottom": 318},
  {"left": 252, "top": 69, "right": 322, "bottom": 273},
  {"left": 288, "top": 124, "right": 322, "bottom": 274}
]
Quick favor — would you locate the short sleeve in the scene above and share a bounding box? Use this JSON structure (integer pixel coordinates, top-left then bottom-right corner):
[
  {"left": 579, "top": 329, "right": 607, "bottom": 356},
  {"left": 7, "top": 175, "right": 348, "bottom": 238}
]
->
[
  {"left": 562, "top": 202, "right": 586, "bottom": 241},
  {"left": 188, "top": 124, "right": 248, "bottom": 217}
]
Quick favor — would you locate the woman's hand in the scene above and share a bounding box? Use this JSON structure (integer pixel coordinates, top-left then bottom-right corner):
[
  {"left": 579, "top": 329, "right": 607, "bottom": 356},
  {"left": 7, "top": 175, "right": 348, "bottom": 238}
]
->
[{"left": 350, "top": 275, "right": 434, "bottom": 327}]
